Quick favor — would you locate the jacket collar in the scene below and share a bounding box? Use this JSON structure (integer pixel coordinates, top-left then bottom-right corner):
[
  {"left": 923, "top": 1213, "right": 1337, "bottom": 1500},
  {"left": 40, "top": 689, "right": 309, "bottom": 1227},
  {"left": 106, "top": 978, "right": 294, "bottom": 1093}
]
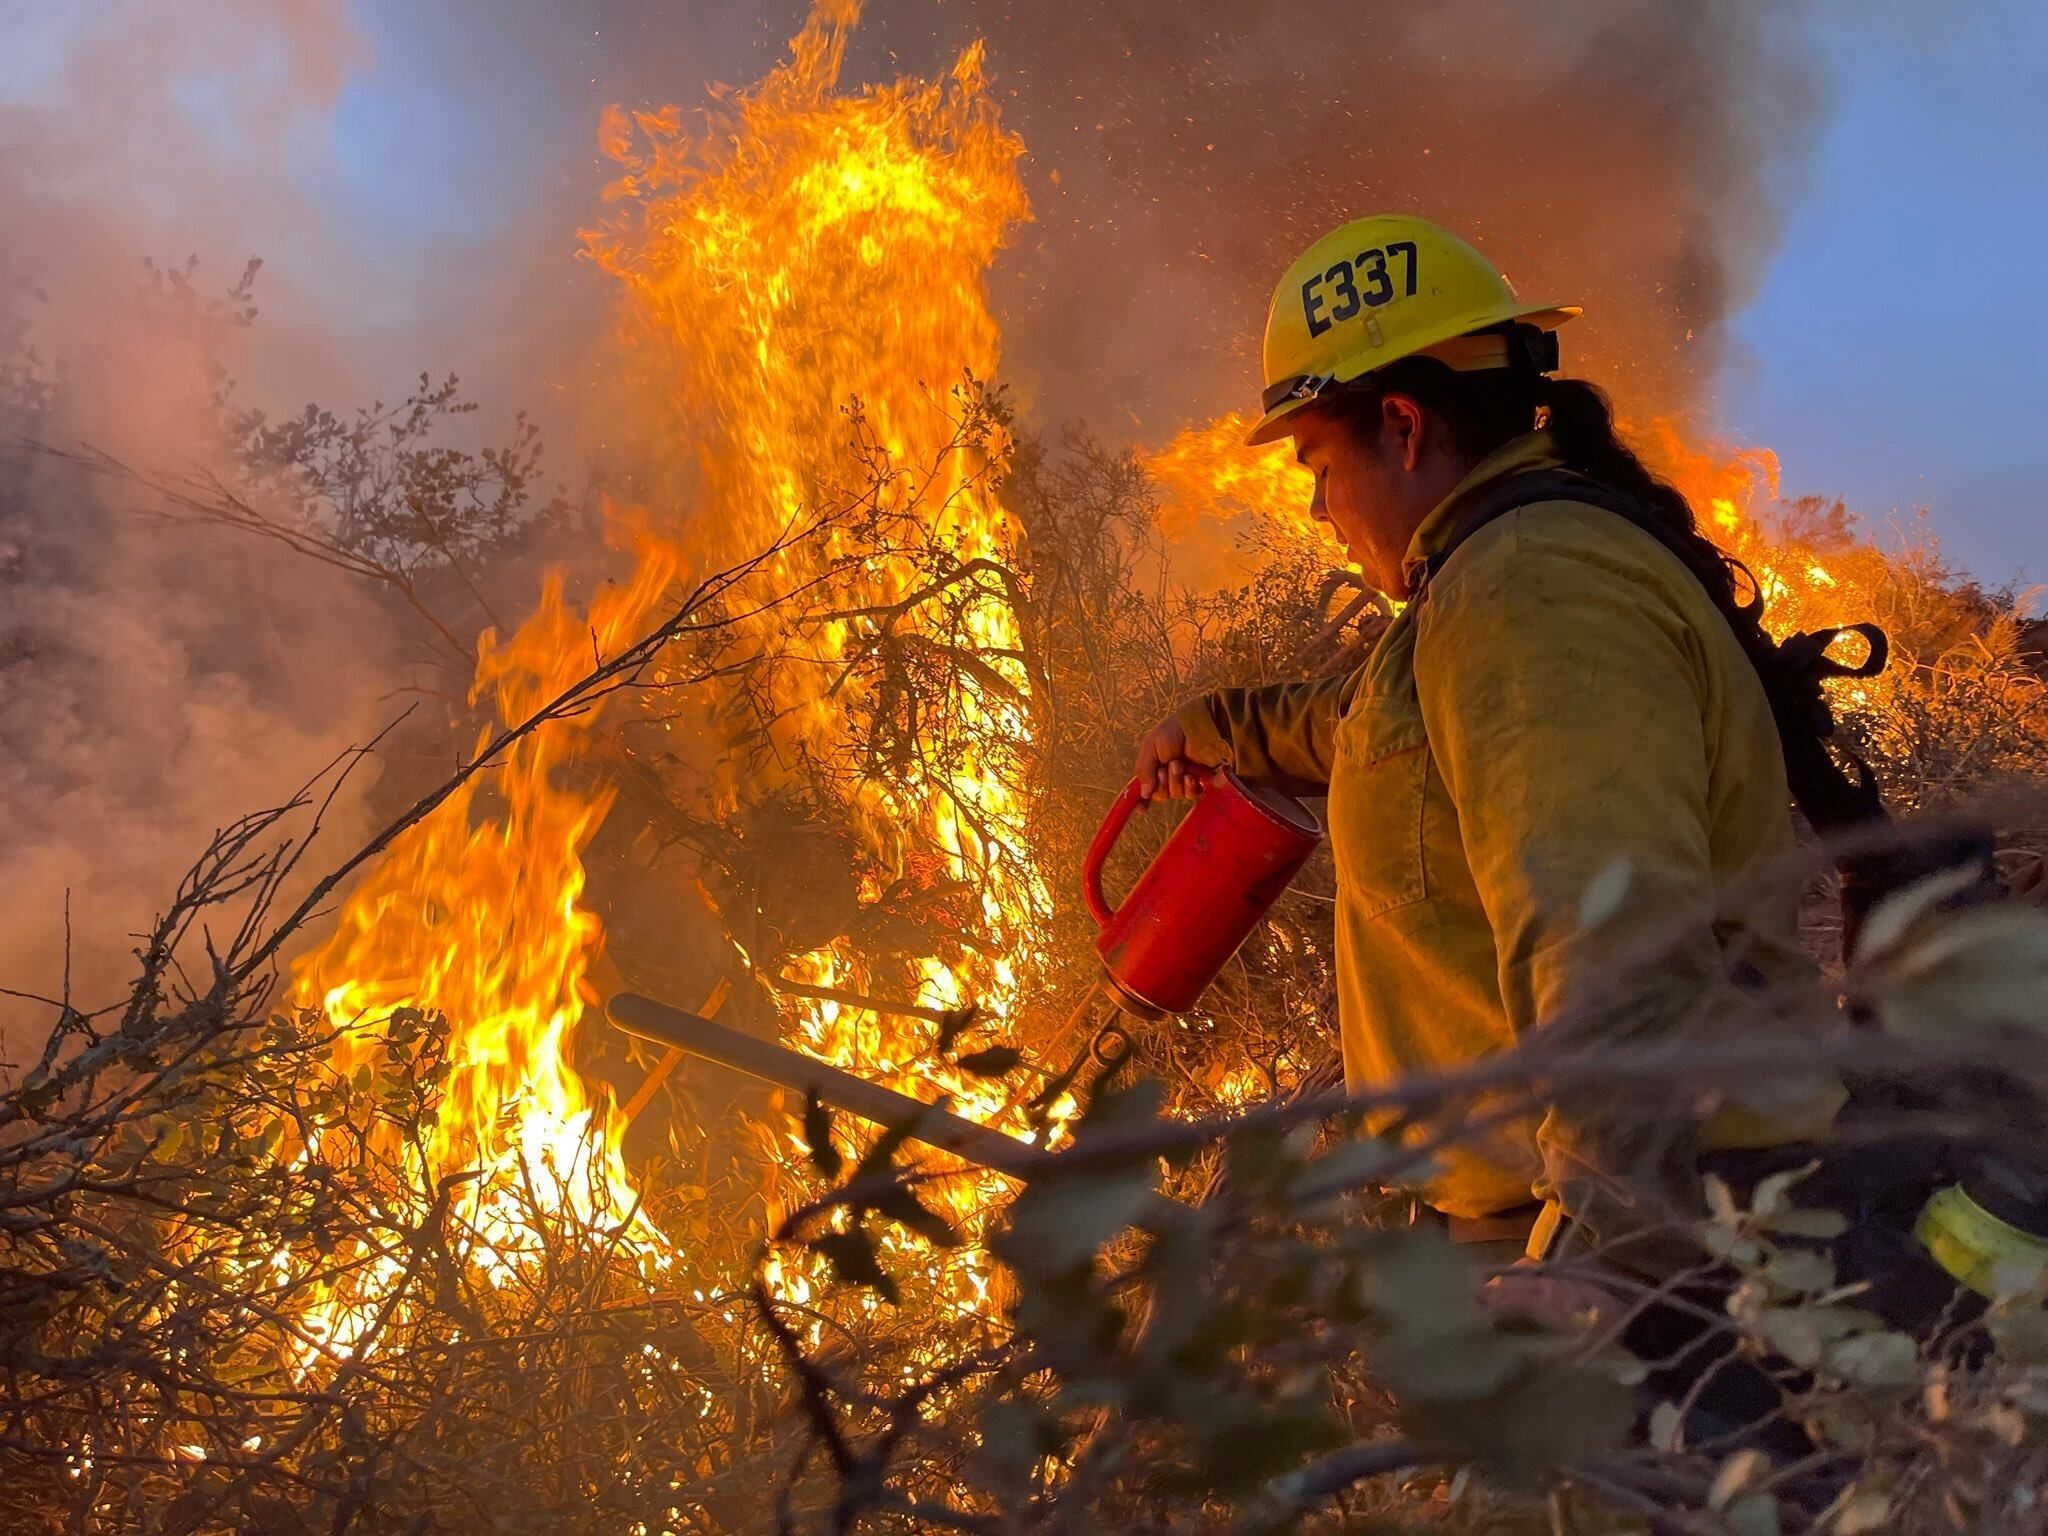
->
[{"left": 1399, "top": 431, "right": 1563, "bottom": 595}]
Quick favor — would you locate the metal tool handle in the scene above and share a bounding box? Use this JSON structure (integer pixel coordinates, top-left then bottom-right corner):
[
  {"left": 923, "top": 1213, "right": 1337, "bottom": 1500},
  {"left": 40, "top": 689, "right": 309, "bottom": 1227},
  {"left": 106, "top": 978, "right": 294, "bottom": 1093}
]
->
[
  {"left": 606, "top": 992, "right": 1037, "bottom": 1177},
  {"left": 1081, "top": 778, "right": 1148, "bottom": 928}
]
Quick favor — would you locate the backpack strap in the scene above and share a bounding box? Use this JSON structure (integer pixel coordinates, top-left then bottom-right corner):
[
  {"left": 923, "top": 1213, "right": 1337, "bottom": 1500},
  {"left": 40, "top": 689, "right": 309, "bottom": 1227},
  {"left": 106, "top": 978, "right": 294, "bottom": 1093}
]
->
[
  {"left": 1412, "top": 469, "right": 2003, "bottom": 954},
  {"left": 1413, "top": 467, "right": 1891, "bottom": 835}
]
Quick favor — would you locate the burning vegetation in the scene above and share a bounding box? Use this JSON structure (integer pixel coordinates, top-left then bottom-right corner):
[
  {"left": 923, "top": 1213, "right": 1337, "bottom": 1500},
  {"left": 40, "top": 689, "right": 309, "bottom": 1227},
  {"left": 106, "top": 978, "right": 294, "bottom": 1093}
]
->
[{"left": 5, "top": 3, "right": 2048, "bottom": 1534}]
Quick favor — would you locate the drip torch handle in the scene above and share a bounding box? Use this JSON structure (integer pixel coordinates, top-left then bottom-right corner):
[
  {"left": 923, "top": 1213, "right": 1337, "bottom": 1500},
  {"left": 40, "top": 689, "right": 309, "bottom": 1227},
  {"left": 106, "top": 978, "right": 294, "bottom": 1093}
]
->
[{"left": 1082, "top": 778, "right": 1148, "bottom": 928}]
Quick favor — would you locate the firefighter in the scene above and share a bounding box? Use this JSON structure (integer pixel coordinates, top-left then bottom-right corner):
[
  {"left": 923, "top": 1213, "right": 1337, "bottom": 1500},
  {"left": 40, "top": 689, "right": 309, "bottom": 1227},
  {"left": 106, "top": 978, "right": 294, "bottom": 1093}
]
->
[{"left": 1133, "top": 215, "right": 1850, "bottom": 1270}]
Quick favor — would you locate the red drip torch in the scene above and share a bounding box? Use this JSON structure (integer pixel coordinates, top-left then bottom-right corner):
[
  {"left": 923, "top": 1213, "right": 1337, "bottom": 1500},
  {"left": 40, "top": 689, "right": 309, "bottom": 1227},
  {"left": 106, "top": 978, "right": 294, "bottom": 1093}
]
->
[
  {"left": 599, "top": 772, "right": 1321, "bottom": 1179},
  {"left": 1082, "top": 770, "right": 1323, "bottom": 1018}
]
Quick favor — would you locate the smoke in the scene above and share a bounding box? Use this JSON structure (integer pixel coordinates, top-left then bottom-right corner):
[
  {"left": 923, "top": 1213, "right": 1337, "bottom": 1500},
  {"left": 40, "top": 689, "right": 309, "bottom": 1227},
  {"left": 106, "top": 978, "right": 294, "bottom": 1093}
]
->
[
  {"left": 301, "top": 0, "right": 1822, "bottom": 445},
  {"left": 848, "top": 0, "right": 1824, "bottom": 434},
  {"left": 0, "top": 0, "right": 1822, "bottom": 463},
  {"left": 0, "top": 2, "right": 396, "bottom": 1040}
]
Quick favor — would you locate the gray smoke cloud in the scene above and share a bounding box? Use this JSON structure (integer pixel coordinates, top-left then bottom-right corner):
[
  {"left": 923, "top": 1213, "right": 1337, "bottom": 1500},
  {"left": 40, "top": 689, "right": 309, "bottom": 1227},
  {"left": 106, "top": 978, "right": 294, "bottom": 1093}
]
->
[
  {"left": 0, "top": 1, "right": 398, "bottom": 1042},
  {"left": 295, "top": 0, "right": 1822, "bottom": 445},
  {"left": 853, "top": 0, "right": 1823, "bottom": 433}
]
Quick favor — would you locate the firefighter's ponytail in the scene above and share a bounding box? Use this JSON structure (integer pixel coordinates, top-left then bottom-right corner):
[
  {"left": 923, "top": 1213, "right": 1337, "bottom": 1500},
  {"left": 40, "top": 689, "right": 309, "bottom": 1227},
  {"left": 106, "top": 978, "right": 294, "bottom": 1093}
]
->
[
  {"left": 1532, "top": 375, "right": 1734, "bottom": 606},
  {"left": 1519, "top": 374, "right": 1890, "bottom": 839},
  {"left": 1524, "top": 384, "right": 1996, "bottom": 959},
  {"left": 1321, "top": 356, "right": 1745, "bottom": 620},
  {"left": 1323, "top": 346, "right": 1987, "bottom": 952}
]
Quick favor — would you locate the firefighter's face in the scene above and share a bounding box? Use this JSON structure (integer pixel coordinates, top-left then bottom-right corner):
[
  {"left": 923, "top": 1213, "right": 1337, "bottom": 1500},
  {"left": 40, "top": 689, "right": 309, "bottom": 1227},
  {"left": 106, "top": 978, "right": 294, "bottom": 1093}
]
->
[{"left": 1292, "top": 392, "right": 1441, "bottom": 599}]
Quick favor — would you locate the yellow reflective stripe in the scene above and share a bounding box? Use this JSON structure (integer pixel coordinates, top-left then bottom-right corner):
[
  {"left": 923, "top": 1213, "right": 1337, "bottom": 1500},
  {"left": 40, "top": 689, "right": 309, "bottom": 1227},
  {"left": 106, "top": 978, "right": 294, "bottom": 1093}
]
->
[{"left": 1914, "top": 1184, "right": 2048, "bottom": 1299}]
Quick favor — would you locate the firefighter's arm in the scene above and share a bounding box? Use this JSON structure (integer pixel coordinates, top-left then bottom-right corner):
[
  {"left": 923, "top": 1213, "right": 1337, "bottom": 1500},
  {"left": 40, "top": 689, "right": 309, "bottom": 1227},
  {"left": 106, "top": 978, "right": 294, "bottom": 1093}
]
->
[{"left": 1166, "top": 671, "right": 1361, "bottom": 799}]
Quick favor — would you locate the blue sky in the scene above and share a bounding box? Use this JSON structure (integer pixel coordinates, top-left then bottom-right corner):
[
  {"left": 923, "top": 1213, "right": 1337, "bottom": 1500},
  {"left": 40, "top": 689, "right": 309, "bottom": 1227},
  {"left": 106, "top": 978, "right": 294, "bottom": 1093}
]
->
[{"left": 1718, "top": 0, "right": 2048, "bottom": 590}]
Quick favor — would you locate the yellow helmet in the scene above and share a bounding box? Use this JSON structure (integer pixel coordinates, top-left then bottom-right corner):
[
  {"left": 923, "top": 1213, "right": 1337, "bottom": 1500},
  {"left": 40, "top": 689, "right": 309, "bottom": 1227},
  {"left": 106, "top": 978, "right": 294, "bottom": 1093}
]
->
[{"left": 1245, "top": 214, "right": 1579, "bottom": 445}]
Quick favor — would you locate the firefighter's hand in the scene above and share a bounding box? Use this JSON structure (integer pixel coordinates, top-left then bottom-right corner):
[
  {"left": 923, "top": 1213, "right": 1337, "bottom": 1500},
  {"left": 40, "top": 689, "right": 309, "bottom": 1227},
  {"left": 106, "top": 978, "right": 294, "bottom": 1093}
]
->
[{"left": 1133, "top": 715, "right": 1218, "bottom": 801}]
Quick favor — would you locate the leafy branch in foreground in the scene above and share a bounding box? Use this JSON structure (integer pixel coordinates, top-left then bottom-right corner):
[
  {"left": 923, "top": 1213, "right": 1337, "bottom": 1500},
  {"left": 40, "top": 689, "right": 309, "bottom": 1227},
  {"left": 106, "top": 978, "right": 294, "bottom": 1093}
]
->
[
  {"left": 0, "top": 510, "right": 856, "bottom": 1536},
  {"left": 752, "top": 866, "right": 2048, "bottom": 1536}
]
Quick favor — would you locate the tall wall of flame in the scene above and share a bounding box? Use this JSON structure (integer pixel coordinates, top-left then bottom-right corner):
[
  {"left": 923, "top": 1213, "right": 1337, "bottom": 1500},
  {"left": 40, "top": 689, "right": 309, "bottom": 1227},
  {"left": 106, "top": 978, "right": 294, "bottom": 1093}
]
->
[{"left": 285, "top": 1, "right": 1045, "bottom": 1313}]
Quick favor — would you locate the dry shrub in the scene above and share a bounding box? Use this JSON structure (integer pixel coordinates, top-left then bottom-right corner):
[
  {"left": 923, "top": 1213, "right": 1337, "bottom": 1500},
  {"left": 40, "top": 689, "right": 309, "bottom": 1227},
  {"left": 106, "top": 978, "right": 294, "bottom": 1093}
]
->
[{"left": 6, "top": 322, "right": 2048, "bottom": 1532}]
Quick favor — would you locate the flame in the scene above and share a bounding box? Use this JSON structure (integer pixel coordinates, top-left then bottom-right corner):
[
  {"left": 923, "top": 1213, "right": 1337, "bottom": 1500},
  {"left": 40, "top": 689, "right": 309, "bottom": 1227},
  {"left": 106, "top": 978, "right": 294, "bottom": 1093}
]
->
[
  {"left": 1141, "top": 408, "right": 1886, "bottom": 675},
  {"left": 581, "top": 0, "right": 1044, "bottom": 1316},
  {"left": 284, "top": 526, "right": 680, "bottom": 1363},
  {"left": 1636, "top": 416, "right": 1900, "bottom": 715},
  {"left": 1143, "top": 411, "right": 1322, "bottom": 551},
  {"left": 287, "top": 0, "right": 1041, "bottom": 1342},
  {"left": 300, "top": 532, "right": 678, "bottom": 1224}
]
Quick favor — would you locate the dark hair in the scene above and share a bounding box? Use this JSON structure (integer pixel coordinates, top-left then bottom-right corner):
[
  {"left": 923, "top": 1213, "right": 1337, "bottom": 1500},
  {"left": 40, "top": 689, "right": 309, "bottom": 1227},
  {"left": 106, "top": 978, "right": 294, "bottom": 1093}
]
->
[{"left": 1314, "top": 341, "right": 1745, "bottom": 615}]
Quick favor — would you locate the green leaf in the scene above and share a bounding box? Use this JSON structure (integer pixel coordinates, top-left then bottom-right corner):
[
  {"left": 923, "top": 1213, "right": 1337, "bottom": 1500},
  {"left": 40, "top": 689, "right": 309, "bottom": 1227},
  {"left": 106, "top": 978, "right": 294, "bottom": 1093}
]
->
[
  {"left": 1763, "top": 1246, "right": 1835, "bottom": 1296},
  {"left": 1287, "top": 1137, "right": 1398, "bottom": 1206},
  {"left": 1699, "top": 1221, "right": 1762, "bottom": 1266},
  {"left": 1704, "top": 1172, "right": 1742, "bottom": 1227},
  {"left": 1750, "top": 1162, "right": 1820, "bottom": 1219},
  {"left": 851, "top": 1109, "right": 927, "bottom": 1186},
  {"left": 997, "top": 1168, "right": 1156, "bottom": 1276},
  {"left": 1013, "top": 1281, "right": 1128, "bottom": 1380},
  {"left": 1989, "top": 1304, "right": 2048, "bottom": 1366},
  {"left": 1220, "top": 1122, "right": 1298, "bottom": 1199},
  {"left": 1865, "top": 904, "right": 2048, "bottom": 1041},
  {"left": 1024, "top": 1050, "right": 1089, "bottom": 1118},
  {"left": 1833, "top": 1488, "right": 1892, "bottom": 1535},
  {"left": 1193, "top": 1403, "right": 1345, "bottom": 1492},
  {"left": 1827, "top": 1330, "right": 1918, "bottom": 1388},
  {"left": 1806, "top": 1400, "right": 1878, "bottom": 1454},
  {"left": 1374, "top": 1328, "right": 1522, "bottom": 1402},
  {"left": 1360, "top": 1229, "right": 1482, "bottom": 1331},
  {"left": 935, "top": 1006, "right": 980, "bottom": 1056},
  {"left": 1761, "top": 1308, "right": 1823, "bottom": 1368},
  {"left": 956, "top": 1045, "right": 1023, "bottom": 1077},
  {"left": 1855, "top": 864, "right": 1986, "bottom": 962},
  {"left": 1077, "top": 1075, "right": 1166, "bottom": 1134},
  {"left": 1762, "top": 1207, "right": 1849, "bottom": 1240},
  {"left": 1648, "top": 1401, "right": 1684, "bottom": 1452},
  {"left": 978, "top": 1397, "right": 1048, "bottom": 1483},
  {"left": 801, "top": 1091, "right": 842, "bottom": 1181},
  {"left": 1398, "top": 1360, "right": 1633, "bottom": 1468},
  {"left": 1725, "top": 1492, "right": 1782, "bottom": 1536}
]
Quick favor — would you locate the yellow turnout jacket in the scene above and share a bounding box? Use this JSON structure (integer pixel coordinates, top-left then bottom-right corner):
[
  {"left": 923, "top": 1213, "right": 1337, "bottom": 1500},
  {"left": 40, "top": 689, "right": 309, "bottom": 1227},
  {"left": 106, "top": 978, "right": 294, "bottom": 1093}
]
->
[{"left": 1178, "top": 433, "right": 1841, "bottom": 1230}]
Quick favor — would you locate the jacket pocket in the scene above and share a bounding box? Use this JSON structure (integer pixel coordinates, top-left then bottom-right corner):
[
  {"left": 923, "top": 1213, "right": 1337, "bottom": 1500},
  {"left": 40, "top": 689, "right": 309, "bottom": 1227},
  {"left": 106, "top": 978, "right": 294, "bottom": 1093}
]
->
[{"left": 1328, "top": 708, "right": 1429, "bottom": 919}]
